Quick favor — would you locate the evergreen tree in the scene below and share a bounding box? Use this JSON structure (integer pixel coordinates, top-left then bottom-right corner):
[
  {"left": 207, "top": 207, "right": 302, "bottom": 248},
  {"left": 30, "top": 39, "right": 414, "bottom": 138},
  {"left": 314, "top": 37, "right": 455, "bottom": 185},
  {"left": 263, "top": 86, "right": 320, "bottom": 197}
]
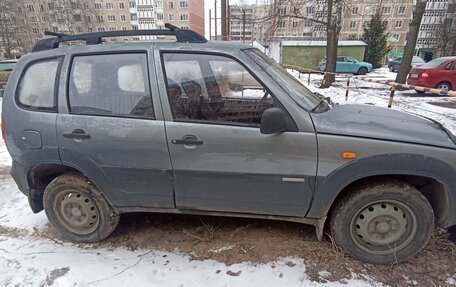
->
[{"left": 362, "top": 12, "right": 390, "bottom": 69}]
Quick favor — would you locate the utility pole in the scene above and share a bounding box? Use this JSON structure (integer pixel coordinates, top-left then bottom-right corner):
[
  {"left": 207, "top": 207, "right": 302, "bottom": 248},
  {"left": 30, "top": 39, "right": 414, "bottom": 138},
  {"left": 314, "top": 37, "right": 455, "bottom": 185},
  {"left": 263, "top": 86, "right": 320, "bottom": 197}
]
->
[
  {"left": 242, "top": 9, "right": 246, "bottom": 43},
  {"left": 214, "top": 0, "right": 218, "bottom": 40}
]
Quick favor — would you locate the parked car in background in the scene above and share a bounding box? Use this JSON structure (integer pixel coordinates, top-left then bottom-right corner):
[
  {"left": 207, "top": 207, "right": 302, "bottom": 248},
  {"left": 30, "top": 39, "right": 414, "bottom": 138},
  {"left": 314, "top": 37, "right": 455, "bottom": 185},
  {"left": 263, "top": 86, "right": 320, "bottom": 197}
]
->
[
  {"left": 388, "top": 56, "right": 425, "bottom": 72},
  {"left": 407, "top": 56, "right": 456, "bottom": 92},
  {"left": 0, "top": 59, "right": 17, "bottom": 97},
  {"left": 317, "top": 56, "right": 372, "bottom": 75}
]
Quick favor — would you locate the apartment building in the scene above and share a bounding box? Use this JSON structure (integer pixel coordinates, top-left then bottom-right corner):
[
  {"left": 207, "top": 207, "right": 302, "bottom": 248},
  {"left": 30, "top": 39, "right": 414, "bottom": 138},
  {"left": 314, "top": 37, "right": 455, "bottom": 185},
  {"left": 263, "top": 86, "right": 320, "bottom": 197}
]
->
[
  {"left": 417, "top": 0, "right": 456, "bottom": 60},
  {"left": 0, "top": 0, "right": 133, "bottom": 55},
  {"left": 229, "top": 5, "right": 255, "bottom": 42},
  {"left": 340, "top": 0, "right": 414, "bottom": 50}
]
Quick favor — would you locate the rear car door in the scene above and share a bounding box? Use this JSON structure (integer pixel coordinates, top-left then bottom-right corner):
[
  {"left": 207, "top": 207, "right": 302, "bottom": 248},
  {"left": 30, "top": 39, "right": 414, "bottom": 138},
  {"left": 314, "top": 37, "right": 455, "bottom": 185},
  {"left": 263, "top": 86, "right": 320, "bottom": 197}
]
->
[
  {"left": 57, "top": 51, "right": 174, "bottom": 208},
  {"left": 157, "top": 51, "right": 318, "bottom": 217}
]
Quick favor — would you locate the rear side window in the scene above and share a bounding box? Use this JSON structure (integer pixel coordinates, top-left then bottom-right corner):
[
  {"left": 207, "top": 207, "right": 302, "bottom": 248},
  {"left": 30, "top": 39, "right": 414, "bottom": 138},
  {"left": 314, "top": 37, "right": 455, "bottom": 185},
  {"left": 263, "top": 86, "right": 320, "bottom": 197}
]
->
[
  {"left": 68, "top": 53, "right": 154, "bottom": 119},
  {"left": 17, "top": 59, "right": 60, "bottom": 110}
]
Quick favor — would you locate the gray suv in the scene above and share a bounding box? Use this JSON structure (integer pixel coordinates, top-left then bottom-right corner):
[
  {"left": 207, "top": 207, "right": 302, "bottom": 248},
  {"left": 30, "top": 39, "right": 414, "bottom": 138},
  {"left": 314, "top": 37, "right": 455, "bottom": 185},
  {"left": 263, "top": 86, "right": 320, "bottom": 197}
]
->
[{"left": 2, "top": 26, "right": 456, "bottom": 265}]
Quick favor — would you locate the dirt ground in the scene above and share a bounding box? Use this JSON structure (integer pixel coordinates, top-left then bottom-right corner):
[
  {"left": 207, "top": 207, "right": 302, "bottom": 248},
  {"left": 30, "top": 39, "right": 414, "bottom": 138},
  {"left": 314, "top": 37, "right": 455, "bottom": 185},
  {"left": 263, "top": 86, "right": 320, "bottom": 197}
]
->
[{"left": 28, "top": 211, "right": 453, "bottom": 287}]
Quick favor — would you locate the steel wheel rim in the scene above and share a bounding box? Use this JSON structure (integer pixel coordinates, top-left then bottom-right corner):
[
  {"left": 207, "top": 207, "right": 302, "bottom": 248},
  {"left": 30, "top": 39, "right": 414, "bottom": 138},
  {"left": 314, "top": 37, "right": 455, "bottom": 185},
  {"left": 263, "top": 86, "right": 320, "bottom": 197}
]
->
[
  {"left": 350, "top": 200, "right": 418, "bottom": 255},
  {"left": 437, "top": 84, "right": 449, "bottom": 91},
  {"left": 54, "top": 190, "right": 100, "bottom": 235}
]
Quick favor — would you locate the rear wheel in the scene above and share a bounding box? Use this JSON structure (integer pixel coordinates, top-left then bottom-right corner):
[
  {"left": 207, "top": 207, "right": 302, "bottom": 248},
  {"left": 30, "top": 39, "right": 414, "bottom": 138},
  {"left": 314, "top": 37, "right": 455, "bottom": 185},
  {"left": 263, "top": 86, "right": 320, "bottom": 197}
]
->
[
  {"left": 358, "top": 67, "right": 368, "bottom": 75},
  {"left": 436, "top": 82, "right": 452, "bottom": 92},
  {"left": 44, "top": 172, "right": 119, "bottom": 243},
  {"left": 330, "top": 182, "right": 434, "bottom": 265},
  {"left": 389, "top": 66, "right": 394, "bottom": 72}
]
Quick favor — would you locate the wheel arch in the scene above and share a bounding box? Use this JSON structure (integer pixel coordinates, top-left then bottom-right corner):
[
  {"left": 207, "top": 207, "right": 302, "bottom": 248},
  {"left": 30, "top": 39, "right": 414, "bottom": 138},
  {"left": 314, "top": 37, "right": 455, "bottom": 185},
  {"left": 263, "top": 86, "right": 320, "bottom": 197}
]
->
[
  {"left": 27, "top": 163, "right": 112, "bottom": 213},
  {"left": 307, "top": 154, "right": 456, "bottom": 228}
]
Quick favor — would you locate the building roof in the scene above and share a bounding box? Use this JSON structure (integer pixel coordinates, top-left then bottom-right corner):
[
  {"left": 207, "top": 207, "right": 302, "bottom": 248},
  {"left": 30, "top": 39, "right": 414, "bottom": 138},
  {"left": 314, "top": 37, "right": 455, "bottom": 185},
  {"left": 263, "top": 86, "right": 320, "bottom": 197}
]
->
[{"left": 278, "top": 40, "right": 367, "bottom": 47}]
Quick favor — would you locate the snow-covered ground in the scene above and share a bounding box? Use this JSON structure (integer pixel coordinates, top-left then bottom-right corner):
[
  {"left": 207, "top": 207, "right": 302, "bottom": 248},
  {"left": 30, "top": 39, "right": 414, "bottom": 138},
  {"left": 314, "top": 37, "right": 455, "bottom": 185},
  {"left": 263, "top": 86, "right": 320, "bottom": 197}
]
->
[{"left": 1, "top": 67, "right": 456, "bottom": 286}]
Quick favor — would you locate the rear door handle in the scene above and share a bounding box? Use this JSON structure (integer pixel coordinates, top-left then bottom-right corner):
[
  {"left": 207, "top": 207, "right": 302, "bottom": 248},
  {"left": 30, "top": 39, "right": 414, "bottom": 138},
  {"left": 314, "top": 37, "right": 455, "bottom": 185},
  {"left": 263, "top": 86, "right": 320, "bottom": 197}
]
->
[{"left": 63, "top": 129, "right": 90, "bottom": 140}]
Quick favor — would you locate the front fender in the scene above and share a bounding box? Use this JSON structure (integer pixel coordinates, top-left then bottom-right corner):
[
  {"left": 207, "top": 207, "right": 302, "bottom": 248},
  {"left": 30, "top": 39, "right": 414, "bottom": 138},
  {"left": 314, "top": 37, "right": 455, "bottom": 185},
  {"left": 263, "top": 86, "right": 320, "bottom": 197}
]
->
[{"left": 306, "top": 154, "right": 456, "bottom": 227}]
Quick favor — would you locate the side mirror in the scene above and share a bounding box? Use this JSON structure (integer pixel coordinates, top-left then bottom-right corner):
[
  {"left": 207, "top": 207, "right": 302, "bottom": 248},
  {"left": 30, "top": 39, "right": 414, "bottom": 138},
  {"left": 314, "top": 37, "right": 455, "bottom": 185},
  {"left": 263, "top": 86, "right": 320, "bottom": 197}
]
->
[{"left": 260, "top": 107, "right": 293, "bottom": 134}]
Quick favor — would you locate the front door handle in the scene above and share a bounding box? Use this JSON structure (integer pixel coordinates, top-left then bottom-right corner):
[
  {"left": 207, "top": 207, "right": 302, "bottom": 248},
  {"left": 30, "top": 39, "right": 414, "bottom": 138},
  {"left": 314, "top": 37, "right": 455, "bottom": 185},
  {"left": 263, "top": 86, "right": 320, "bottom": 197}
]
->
[
  {"left": 171, "top": 135, "right": 203, "bottom": 146},
  {"left": 63, "top": 129, "right": 90, "bottom": 140}
]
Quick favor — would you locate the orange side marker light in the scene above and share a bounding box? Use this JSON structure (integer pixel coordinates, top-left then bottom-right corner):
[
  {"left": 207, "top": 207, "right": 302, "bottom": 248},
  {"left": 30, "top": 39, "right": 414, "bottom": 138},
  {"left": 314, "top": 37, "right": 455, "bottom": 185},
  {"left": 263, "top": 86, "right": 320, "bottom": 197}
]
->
[{"left": 343, "top": 152, "right": 357, "bottom": 159}]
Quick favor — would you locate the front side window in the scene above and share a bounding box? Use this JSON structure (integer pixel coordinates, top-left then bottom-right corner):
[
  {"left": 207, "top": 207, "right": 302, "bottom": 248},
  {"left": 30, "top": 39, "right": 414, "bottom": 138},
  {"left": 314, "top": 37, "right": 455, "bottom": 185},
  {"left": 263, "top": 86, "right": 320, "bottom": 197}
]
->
[
  {"left": 17, "top": 59, "right": 60, "bottom": 110},
  {"left": 163, "top": 53, "right": 273, "bottom": 127},
  {"left": 69, "top": 53, "right": 154, "bottom": 119}
]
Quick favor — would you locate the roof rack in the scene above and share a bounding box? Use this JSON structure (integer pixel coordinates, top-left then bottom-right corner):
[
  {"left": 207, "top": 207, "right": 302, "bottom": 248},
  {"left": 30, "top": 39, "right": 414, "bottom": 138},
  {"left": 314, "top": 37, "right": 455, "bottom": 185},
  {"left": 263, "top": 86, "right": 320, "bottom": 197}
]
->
[{"left": 32, "top": 23, "right": 207, "bottom": 52}]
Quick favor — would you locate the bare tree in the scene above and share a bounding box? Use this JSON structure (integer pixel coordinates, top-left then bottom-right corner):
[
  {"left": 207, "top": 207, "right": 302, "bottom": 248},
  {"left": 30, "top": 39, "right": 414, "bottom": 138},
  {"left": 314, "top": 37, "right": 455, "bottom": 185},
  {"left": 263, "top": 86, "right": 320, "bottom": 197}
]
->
[
  {"left": 233, "top": 0, "right": 346, "bottom": 87},
  {"left": 395, "top": 0, "right": 428, "bottom": 84},
  {"left": 433, "top": 16, "right": 456, "bottom": 57}
]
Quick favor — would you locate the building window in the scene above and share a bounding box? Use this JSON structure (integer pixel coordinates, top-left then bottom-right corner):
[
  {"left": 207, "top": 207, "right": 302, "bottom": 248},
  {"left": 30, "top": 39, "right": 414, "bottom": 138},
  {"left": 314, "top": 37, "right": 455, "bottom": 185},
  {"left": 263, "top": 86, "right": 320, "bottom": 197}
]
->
[
  {"left": 97, "top": 15, "right": 104, "bottom": 22},
  {"left": 169, "top": 1, "right": 174, "bottom": 8},
  {"left": 27, "top": 4, "right": 34, "bottom": 11},
  {"left": 352, "top": 7, "right": 358, "bottom": 14},
  {"left": 39, "top": 4, "right": 44, "bottom": 11},
  {"left": 106, "top": 3, "right": 114, "bottom": 10},
  {"left": 381, "top": 6, "right": 391, "bottom": 14},
  {"left": 94, "top": 3, "right": 102, "bottom": 9},
  {"left": 278, "top": 8, "right": 286, "bottom": 15},
  {"left": 131, "top": 13, "right": 138, "bottom": 21},
  {"left": 74, "top": 14, "right": 82, "bottom": 21},
  {"left": 395, "top": 20, "right": 402, "bottom": 28},
  {"left": 98, "top": 27, "right": 105, "bottom": 32},
  {"left": 364, "top": 21, "right": 369, "bottom": 28},
  {"left": 382, "top": 20, "right": 388, "bottom": 27},
  {"left": 122, "top": 27, "right": 127, "bottom": 30},
  {"left": 84, "top": 3, "right": 90, "bottom": 9},
  {"left": 109, "top": 27, "right": 116, "bottom": 31},
  {"left": 129, "top": 1, "right": 136, "bottom": 8},
  {"left": 306, "top": 7, "right": 314, "bottom": 14},
  {"left": 120, "top": 15, "right": 126, "bottom": 22},
  {"left": 52, "top": 27, "right": 58, "bottom": 32},
  {"left": 398, "top": 6, "right": 406, "bottom": 14},
  {"left": 169, "top": 14, "right": 175, "bottom": 21},
  {"left": 180, "top": 14, "right": 189, "bottom": 21},
  {"left": 30, "top": 17, "right": 37, "bottom": 22},
  {"left": 292, "top": 21, "right": 298, "bottom": 27},
  {"left": 349, "top": 21, "right": 356, "bottom": 28},
  {"left": 179, "top": 1, "right": 188, "bottom": 8},
  {"left": 157, "top": 13, "right": 164, "bottom": 20},
  {"left": 156, "top": 1, "right": 163, "bottom": 8},
  {"left": 392, "top": 34, "right": 400, "bottom": 41},
  {"left": 32, "top": 28, "right": 39, "bottom": 34},
  {"left": 119, "top": 2, "right": 125, "bottom": 9},
  {"left": 76, "top": 27, "right": 83, "bottom": 33},
  {"left": 278, "top": 20, "right": 285, "bottom": 28}
]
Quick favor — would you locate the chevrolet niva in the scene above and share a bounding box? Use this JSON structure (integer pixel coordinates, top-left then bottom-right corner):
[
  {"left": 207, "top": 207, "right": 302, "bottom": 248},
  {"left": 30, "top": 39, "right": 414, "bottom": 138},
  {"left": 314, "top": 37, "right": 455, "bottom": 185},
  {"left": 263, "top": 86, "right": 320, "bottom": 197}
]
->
[{"left": 2, "top": 25, "right": 456, "bottom": 265}]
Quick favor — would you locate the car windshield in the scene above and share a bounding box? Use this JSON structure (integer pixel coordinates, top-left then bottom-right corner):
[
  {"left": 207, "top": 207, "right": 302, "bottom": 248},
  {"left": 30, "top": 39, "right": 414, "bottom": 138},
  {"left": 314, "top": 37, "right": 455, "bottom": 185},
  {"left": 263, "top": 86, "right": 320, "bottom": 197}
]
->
[
  {"left": 421, "top": 58, "right": 448, "bottom": 68},
  {"left": 0, "top": 62, "right": 16, "bottom": 71},
  {"left": 412, "top": 56, "right": 424, "bottom": 63},
  {"left": 244, "top": 48, "right": 321, "bottom": 110}
]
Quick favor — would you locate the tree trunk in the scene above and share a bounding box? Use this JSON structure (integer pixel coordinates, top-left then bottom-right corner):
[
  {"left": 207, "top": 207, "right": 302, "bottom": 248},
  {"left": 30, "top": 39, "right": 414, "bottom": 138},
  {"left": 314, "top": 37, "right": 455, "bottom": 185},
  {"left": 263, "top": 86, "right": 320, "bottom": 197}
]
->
[
  {"left": 395, "top": 0, "right": 428, "bottom": 84},
  {"left": 321, "top": 0, "right": 339, "bottom": 88}
]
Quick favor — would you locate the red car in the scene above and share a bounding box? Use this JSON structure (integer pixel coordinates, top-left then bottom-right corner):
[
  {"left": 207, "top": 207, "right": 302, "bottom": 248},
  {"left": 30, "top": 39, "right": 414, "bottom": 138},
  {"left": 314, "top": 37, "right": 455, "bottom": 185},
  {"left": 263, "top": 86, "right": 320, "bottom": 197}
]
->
[{"left": 407, "top": 56, "right": 456, "bottom": 91}]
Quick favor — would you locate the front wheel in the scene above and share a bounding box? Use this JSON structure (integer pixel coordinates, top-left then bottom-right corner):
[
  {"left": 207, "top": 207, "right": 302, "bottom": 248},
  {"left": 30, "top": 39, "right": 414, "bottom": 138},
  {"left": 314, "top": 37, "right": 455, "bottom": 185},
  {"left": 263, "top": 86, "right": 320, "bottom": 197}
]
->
[
  {"left": 330, "top": 182, "right": 434, "bottom": 265},
  {"left": 358, "top": 67, "right": 368, "bottom": 75},
  {"left": 44, "top": 172, "right": 120, "bottom": 243}
]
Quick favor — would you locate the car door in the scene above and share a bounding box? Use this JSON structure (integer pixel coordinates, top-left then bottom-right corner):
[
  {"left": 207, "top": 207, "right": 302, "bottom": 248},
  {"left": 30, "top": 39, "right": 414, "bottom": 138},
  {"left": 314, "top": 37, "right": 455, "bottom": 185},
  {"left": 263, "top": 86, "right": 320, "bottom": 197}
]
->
[
  {"left": 344, "top": 56, "right": 358, "bottom": 73},
  {"left": 57, "top": 52, "right": 174, "bottom": 208},
  {"left": 157, "top": 51, "right": 318, "bottom": 217},
  {"left": 336, "top": 56, "right": 348, "bottom": 73}
]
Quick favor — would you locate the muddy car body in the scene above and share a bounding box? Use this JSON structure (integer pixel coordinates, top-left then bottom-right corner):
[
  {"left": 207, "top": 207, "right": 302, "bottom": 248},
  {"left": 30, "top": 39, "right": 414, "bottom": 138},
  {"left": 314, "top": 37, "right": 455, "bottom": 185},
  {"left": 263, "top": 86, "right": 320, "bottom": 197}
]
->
[{"left": 2, "top": 26, "right": 456, "bottom": 265}]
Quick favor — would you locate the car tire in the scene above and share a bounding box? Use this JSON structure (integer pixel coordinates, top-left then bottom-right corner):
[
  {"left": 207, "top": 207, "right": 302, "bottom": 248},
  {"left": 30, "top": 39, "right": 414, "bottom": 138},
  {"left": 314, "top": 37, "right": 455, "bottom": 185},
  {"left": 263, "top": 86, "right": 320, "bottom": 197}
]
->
[
  {"left": 435, "top": 82, "right": 452, "bottom": 92},
  {"left": 358, "top": 67, "right": 368, "bottom": 75},
  {"left": 44, "top": 172, "right": 120, "bottom": 243},
  {"left": 389, "top": 66, "right": 394, "bottom": 72},
  {"left": 330, "top": 181, "right": 434, "bottom": 265}
]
